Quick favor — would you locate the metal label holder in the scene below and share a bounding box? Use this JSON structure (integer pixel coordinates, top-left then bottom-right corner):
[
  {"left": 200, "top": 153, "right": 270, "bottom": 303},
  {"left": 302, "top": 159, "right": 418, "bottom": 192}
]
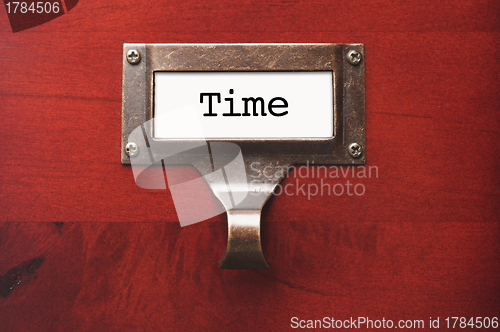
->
[{"left": 121, "top": 43, "right": 365, "bottom": 269}]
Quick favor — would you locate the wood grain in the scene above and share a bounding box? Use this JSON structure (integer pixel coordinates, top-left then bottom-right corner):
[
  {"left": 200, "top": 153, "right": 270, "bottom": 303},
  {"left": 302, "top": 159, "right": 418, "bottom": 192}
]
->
[{"left": 0, "top": 0, "right": 499, "bottom": 330}]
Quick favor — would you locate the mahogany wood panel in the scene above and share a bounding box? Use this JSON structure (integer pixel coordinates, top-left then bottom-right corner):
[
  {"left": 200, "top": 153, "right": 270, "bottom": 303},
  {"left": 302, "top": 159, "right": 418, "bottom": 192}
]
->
[{"left": 0, "top": 0, "right": 499, "bottom": 331}]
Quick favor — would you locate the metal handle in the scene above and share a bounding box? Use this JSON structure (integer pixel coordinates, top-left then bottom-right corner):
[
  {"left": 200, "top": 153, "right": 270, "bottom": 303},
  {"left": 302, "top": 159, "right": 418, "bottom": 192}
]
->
[
  {"left": 196, "top": 152, "right": 290, "bottom": 270},
  {"left": 219, "top": 209, "right": 270, "bottom": 269}
]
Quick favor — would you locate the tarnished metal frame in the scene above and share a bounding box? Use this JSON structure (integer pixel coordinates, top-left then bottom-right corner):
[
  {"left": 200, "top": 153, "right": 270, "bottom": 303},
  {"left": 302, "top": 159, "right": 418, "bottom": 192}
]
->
[
  {"left": 121, "top": 43, "right": 365, "bottom": 270},
  {"left": 121, "top": 43, "right": 365, "bottom": 165}
]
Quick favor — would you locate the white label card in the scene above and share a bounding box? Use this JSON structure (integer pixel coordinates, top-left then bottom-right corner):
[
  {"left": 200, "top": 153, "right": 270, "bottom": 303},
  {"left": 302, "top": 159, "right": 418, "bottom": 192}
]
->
[{"left": 154, "top": 71, "right": 334, "bottom": 139}]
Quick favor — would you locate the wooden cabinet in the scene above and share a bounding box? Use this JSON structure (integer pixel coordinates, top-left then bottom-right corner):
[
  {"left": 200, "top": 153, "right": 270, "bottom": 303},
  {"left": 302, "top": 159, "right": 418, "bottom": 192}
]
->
[{"left": 0, "top": 0, "right": 498, "bottom": 330}]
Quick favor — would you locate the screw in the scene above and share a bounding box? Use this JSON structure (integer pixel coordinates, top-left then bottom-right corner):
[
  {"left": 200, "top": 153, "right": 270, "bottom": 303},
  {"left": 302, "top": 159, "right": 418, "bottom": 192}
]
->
[
  {"left": 126, "top": 142, "right": 139, "bottom": 157},
  {"left": 347, "top": 50, "right": 362, "bottom": 65},
  {"left": 126, "top": 50, "right": 141, "bottom": 65},
  {"left": 348, "top": 143, "right": 362, "bottom": 158}
]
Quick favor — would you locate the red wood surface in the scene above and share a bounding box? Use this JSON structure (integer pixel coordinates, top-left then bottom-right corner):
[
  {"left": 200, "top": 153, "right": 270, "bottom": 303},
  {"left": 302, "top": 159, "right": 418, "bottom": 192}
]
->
[{"left": 1, "top": 0, "right": 499, "bottom": 331}]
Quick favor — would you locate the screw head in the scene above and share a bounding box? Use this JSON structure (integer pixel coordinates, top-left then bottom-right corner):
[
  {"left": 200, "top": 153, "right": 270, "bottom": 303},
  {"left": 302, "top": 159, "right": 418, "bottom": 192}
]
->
[
  {"left": 126, "top": 50, "right": 141, "bottom": 65},
  {"left": 347, "top": 50, "right": 362, "bottom": 65},
  {"left": 348, "top": 143, "right": 362, "bottom": 158},
  {"left": 126, "top": 142, "right": 139, "bottom": 157}
]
